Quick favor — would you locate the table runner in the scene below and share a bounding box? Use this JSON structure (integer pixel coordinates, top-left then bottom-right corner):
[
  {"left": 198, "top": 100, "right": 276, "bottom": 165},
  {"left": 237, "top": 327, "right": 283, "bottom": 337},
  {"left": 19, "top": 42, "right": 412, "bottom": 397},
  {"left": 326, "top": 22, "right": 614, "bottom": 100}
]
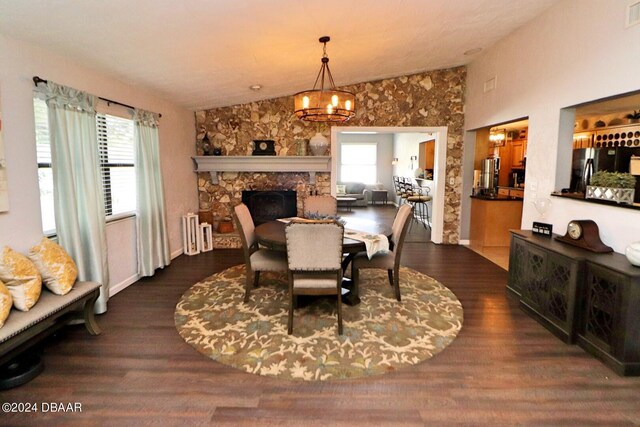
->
[{"left": 344, "top": 229, "right": 389, "bottom": 259}]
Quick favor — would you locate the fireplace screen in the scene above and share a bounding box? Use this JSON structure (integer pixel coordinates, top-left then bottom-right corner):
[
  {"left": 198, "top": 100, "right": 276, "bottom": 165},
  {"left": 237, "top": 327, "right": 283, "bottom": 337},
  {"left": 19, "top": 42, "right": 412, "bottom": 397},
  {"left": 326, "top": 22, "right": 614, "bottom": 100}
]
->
[{"left": 241, "top": 190, "right": 297, "bottom": 225}]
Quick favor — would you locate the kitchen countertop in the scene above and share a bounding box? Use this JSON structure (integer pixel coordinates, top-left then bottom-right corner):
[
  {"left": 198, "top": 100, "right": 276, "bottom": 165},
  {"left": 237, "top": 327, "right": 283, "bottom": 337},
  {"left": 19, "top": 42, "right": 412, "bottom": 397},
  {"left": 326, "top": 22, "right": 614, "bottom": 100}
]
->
[
  {"left": 498, "top": 186, "right": 525, "bottom": 190},
  {"left": 470, "top": 194, "right": 524, "bottom": 201}
]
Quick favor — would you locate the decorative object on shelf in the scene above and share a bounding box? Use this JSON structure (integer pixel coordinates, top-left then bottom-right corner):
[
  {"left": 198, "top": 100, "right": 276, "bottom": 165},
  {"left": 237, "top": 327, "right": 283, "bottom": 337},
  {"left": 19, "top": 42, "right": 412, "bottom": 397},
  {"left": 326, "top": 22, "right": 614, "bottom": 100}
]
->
[
  {"left": 586, "top": 171, "right": 636, "bottom": 205},
  {"left": 532, "top": 197, "right": 552, "bottom": 218},
  {"left": 213, "top": 147, "right": 222, "bottom": 156},
  {"left": 182, "top": 213, "right": 200, "bottom": 256},
  {"left": 555, "top": 219, "right": 613, "bottom": 253},
  {"left": 201, "top": 132, "right": 212, "bottom": 156},
  {"left": 217, "top": 218, "right": 234, "bottom": 234},
  {"left": 252, "top": 139, "right": 276, "bottom": 156},
  {"left": 594, "top": 120, "right": 606, "bottom": 128},
  {"left": 626, "top": 110, "right": 640, "bottom": 124},
  {"left": 532, "top": 221, "right": 553, "bottom": 236},
  {"left": 199, "top": 223, "right": 213, "bottom": 252},
  {"left": 295, "top": 139, "right": 307, "bottom": 156},
  {"left": 626, "top": 241, "right": 640, "bottom": 267},
  {"left": 309, "top": 132, "right": 329, "bottom": 155},
  {"left": 293, "top": 36, "right": 355, "bottom": 123}
]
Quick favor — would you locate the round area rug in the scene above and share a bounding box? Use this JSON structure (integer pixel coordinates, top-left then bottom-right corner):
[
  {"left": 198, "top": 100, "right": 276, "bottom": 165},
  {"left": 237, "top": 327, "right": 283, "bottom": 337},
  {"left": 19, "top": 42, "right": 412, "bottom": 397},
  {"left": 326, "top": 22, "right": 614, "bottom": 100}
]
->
[{"left": 175, "top": 265, "right": 463, "bottom": 381}]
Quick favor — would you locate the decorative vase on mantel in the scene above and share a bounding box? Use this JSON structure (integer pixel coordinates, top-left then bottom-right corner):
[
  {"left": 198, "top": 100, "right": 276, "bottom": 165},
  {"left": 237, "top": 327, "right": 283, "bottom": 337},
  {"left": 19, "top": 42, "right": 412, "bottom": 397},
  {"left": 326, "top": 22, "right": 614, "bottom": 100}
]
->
[{"left": 309, "top": 132, "right": 329, "bottom": 156}]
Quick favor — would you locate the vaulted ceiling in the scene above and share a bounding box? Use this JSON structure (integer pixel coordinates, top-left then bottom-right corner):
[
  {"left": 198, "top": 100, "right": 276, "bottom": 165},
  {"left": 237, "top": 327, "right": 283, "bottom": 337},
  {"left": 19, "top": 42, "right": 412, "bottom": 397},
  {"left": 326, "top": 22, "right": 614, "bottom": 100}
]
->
[{"left": 0, "top": 0, "right": 560, "bottom": 111}]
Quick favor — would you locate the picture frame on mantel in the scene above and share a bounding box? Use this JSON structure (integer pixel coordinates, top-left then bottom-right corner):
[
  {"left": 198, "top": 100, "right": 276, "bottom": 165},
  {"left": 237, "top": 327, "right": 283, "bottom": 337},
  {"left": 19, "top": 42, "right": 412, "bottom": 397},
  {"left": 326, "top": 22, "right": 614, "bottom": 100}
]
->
[{"left": 0, "top": 87, "right": 9, "bottom": 213}]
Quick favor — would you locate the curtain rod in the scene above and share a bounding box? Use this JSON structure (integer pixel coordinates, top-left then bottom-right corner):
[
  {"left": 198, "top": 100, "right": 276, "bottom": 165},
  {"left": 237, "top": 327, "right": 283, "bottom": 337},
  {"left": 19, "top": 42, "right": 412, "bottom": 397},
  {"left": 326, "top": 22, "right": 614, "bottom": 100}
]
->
[{"left": 32, "top": 76, "right": 162, "bottom": 118}]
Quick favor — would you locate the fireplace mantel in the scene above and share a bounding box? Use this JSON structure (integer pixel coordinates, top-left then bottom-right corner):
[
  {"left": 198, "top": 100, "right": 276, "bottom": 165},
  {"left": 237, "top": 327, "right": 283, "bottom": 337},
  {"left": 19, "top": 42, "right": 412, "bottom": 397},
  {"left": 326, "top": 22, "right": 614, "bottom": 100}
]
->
[{"left": 192, "top": 156, "right": 331, "bottom": 184}]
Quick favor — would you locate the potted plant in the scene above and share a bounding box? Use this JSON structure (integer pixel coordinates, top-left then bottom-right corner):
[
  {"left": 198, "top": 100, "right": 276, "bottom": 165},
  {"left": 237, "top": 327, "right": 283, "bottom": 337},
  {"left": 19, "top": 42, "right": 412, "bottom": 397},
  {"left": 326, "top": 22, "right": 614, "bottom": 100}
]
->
[
  {"left": 586, "top": 171, "right": 636, "bottom": 204},
  {"left": 626, "top": 110, "right": 640, "bottom": 124}
]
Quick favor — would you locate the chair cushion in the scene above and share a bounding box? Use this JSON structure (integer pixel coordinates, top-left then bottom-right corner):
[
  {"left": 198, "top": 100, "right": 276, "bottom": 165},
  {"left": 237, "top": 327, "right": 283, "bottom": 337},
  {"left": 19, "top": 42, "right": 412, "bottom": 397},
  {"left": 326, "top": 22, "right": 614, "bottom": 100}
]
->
[
  {"left": 0, "top": 246, "right": 42, "bottom": 311},
  {"left": 0, "top": 281, "right": 12, "bottom": 328},
  {"left": 0, "top": 281, "right": 100, "bottom": 343},
  {"left": 293, "top": 273, "right": 339, "bottom": 289},
  {"left": 407, "top": 195, "right": 432, "bottom": 202},
  {"left": 353, "top": 251, "right": 395, "bottom": 270},
  {"left": 339, "top": 182, "right": 365, "bottom": 194},
  {"left": 28, "top": 237, "right": 78, "bottom": 296},
  {"left": 250, "top": 249, "right": 288, "bottom": 272}
]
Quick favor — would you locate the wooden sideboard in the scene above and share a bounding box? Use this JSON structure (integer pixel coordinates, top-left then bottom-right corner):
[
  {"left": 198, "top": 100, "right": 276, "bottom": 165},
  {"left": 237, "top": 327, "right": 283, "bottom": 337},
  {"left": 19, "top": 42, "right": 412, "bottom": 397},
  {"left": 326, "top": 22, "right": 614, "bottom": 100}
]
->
[{"left": 508, "top": 230, "right": 640, "bottom": 376}]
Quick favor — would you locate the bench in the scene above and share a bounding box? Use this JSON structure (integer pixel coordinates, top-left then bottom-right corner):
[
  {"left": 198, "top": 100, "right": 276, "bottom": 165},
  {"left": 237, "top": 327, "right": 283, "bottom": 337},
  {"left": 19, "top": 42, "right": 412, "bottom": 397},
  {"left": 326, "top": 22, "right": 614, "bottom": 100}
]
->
[{"left": 0, "top": 281, "right": 101, "bottom": 389}]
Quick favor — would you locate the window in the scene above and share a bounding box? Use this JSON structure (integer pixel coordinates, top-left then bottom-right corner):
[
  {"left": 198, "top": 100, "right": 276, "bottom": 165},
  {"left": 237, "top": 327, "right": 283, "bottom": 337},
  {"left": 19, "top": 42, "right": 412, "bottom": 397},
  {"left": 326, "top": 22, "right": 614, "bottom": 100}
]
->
[
  {"left": 340, "top": 143, "right": 377, "bottom": 184},
  {"left": 34, "top": 97, "right": 55, "bottom": 234},
  {"left": 97, "top": 114, "right": 136, "bottom": 217},
  {"left": 34, "top": 97, "right": 136, "bottom": 234}
]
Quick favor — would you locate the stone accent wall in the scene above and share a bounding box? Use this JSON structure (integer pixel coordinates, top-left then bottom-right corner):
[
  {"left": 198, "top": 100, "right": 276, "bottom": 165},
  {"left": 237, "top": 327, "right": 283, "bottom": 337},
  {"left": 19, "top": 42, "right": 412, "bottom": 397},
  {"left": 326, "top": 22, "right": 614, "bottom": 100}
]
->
[{"left": 196, "top": 66, "right": 465, "bottom": 243}]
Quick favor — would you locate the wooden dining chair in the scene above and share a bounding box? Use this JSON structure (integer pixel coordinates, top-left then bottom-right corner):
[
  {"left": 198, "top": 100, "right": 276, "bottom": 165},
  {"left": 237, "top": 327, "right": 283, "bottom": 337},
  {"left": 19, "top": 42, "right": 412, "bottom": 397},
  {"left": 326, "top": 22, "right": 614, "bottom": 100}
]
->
[
  {"left": 303, "top": 195, "right": 338, "bottom": 217},
  {"left": 285, "top": 220, "right": 344, "bottom": 335},
  {"left": 232, "top": 203, "right": 288, "bottom": 303},
  {"left": 351, "top": 204, "right": 413, "bottom": 301}
]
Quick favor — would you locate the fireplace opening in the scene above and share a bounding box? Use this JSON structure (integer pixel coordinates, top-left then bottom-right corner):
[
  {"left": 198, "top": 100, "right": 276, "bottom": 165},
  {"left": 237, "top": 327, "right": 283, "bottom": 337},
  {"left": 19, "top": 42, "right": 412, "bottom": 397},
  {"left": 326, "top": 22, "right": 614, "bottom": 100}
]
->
[{"left": 241, "top": 190, "right": 297, "bottom": 225}]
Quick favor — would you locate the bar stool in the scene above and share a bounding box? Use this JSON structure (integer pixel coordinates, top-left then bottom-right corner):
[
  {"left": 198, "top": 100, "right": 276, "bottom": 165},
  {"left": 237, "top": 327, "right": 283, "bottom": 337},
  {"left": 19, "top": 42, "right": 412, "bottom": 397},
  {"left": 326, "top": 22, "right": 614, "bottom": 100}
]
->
[{"left": 403, "top": 179, "right": 432, "bottom": 230}]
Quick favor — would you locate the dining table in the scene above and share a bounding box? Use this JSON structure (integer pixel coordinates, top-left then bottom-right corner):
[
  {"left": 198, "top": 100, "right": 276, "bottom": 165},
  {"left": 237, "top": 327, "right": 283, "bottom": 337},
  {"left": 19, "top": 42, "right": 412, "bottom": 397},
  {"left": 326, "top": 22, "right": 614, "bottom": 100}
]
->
[{"left": 254, "top": 217, "right": 392, "bottom": 305}]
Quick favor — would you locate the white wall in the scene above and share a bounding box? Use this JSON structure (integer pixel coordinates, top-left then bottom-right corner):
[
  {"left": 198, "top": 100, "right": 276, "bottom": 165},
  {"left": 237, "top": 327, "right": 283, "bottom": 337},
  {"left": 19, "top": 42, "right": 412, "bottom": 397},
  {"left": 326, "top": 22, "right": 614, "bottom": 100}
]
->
[
  {"left": 336, "top": 133, "right": 394, "bottom": 192},
  {"left": 463, "top": 0, "right": 640, "bottom": 253},
  {"left": 393, "top": 133, "right": 430, "bottom": 178},
  {"left": 0, "top": 33, "right": 197, "bottom": 293}
]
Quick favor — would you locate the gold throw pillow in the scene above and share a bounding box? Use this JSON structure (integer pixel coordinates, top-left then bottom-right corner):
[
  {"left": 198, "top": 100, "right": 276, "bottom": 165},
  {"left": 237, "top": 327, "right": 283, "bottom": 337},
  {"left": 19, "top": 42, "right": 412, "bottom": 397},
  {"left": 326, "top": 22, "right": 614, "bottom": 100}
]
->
[
  {"left": 28, "top": 238, "right": 78, "bottom": 296},
  {"left": 0, "top": 280, "right": 12, "bottom": 328},
  {"left": 0, "top": 246, "right": 42, "bottom": 311}
]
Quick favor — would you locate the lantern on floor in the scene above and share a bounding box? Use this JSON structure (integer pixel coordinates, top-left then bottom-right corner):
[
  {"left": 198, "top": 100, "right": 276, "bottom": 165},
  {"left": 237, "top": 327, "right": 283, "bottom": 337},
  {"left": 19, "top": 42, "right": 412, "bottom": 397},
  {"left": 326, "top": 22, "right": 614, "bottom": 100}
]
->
[
  {"left": 182, "top": 213, "right": 200, "bottom": 256},
  {"left": 199, "top": 222, "right": 213, "bottom": 252}
]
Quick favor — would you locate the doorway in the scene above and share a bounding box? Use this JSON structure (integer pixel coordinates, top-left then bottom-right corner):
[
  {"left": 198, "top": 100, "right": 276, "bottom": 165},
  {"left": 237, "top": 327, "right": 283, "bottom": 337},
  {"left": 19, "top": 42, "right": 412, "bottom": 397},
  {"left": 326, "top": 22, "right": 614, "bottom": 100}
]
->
[{"left": 330, "top": 126, "right": 448, "bottom": 244}]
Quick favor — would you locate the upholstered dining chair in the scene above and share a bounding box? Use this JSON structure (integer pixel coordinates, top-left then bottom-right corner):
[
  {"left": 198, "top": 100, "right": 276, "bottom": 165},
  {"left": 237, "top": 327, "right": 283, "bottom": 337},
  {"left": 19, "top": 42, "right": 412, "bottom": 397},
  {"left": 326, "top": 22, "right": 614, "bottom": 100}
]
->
[
  {"left": 351, "top": 204, "right": 413, "bottom": 302},
  {"left": 285, "top": 220, "right": 344, "bottom": 335},
  {"left": 232, "top": 203, "right": 288, "bottom": 303},
  {"left": 303, "top": 195, "right": 338, "bottom": 217}
]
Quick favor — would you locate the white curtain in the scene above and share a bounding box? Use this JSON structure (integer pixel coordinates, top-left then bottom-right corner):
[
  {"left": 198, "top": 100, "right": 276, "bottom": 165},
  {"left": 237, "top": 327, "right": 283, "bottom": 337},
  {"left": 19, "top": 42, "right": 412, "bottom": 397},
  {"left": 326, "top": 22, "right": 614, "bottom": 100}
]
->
[
  {"left": 133, "top": 109, "right": 170, "bottom": 276},
  {"left": 40, "top": 81, "right": 109, "bottom": 313}
]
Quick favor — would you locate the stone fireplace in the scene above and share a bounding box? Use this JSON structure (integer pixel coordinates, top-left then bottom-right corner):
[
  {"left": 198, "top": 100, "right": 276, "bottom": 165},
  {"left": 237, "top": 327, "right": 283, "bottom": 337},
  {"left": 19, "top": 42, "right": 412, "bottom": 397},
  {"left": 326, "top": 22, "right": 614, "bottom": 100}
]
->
[{"left": 241, "top": 190, "right": 297, "bottom": 225}]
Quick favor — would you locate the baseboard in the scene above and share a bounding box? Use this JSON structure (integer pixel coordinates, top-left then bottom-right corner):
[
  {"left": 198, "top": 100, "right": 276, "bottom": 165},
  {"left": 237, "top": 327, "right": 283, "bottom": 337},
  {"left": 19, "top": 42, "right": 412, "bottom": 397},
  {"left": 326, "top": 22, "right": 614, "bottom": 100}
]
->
[
  {"left": 109, "top": 273, "right": 140, "bottom": 297},
  {"left": 171, "top": 248, "right": 184, "bottom": 259},
  {"left": 459, "top": 239, "right": 470, "bottom": 245}
]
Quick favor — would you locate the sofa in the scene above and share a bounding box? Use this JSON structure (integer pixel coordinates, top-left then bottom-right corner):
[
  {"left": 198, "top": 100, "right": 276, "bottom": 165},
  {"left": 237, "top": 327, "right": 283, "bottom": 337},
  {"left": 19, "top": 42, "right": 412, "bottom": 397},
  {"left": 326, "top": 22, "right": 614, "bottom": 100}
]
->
[{"left": 336, "top": 182, "right": 370, "bottom": 207}]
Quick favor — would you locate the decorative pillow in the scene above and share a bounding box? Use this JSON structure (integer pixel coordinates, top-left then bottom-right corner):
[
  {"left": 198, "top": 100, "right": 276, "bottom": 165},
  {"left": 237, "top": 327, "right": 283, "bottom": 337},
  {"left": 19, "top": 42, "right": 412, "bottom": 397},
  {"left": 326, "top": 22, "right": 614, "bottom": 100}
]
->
[
  {"left": 336, "top": 184, "right": 347, "bottom": 195},
  {"left": 28, "top": 238, "right": 78, "bottom": 296},
  {"left": 0, "top": 246, "right": 42, "bottom": 311},
  {"left": 0, "top": 280, "right": 12, "bottom": 328}
]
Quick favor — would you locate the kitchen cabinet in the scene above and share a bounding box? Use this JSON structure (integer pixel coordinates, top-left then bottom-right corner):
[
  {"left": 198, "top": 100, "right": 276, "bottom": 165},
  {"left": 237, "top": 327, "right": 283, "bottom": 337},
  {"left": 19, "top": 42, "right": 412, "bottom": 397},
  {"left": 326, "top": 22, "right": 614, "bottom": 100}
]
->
[
  {"left": 420, "top": 140, "right": 435, "bottom": 171},
  {"left": 511, "top": 140, "right": 526, "bottom": 168},
  {"left": 498, "top": 187, "right": 524, "bottom": 199},
  {"left": 470, "top": 197, "right": 523, "bottom": 248},
  {"left": 508, "top": 230, "right": 640, "bottom": 375}
]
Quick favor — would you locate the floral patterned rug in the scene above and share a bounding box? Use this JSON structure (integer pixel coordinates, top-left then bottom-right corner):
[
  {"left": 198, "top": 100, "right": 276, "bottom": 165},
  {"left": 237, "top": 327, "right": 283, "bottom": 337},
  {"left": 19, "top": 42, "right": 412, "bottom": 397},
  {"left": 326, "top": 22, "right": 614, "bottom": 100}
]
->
[{"left": 175, "top": 265, "right": 463, "bottom": 381}]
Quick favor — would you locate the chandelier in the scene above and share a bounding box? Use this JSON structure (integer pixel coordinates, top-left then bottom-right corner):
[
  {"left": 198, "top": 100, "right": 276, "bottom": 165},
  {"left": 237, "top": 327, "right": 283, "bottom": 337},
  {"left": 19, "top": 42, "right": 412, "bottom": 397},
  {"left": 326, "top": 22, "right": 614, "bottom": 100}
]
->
[{"left": 293, "top": 36, "right": 356, "bottom": 123}]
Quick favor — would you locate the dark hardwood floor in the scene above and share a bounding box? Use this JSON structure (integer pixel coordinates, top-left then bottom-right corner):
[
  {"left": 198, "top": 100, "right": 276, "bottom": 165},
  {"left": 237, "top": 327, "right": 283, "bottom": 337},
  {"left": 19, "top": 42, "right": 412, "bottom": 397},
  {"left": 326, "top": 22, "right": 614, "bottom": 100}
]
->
[{"left": 3, "top": 205, "right": 640, "bottom": 425}]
